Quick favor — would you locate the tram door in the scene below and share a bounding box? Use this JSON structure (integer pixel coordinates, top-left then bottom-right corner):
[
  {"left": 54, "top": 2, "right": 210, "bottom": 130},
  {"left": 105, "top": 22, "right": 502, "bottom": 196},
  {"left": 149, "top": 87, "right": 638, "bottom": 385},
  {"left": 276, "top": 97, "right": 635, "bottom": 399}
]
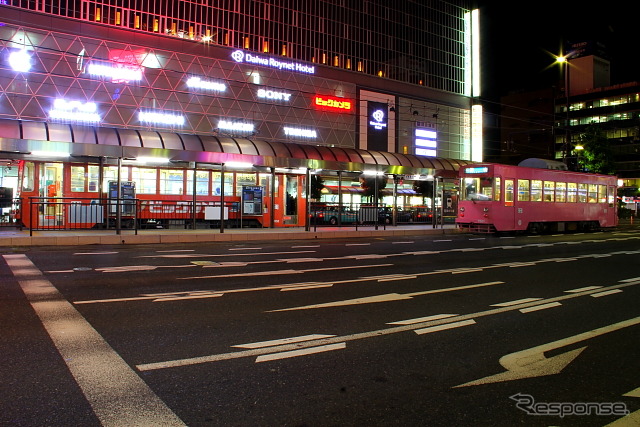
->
[
  {"left": 39, "top": 163, "right": 64, "bottom": 226},
  {"left": 504, "top": 178, "right": 516, "bottom": 229},
  {"left": 274, "top": 174, "right": 305, "bottom": 226}
]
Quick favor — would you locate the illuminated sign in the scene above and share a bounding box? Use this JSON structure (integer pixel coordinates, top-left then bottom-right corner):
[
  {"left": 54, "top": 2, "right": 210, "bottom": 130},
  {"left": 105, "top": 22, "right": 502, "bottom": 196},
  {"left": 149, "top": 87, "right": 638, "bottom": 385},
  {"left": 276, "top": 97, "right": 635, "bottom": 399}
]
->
[
  {"left": 415, "top": 128, "right": 437, "bottom": 157},
  {"left": 218, "top": 120, "right": 254, "bottom": 133},
  {"left": 464, "top": 167, "right": 489, "bottom": 174},
  {"left": 139, "top": 111, "right": 185, "bottom": 126},
  {"left": 49, "top": 99, "right": 101, "bottom": 122},
  {"left": 283, "top": 127, "right": 317, "bottom": 138},
  {"left": 8, "top": 49, "right": 31, "bottom": 72},
  {"left": 257, "top": 89, "right": 292, "bottom": 101},
  {"left": 369, "top": 109, "right": 387, "bottom": 130},
  {"left": 88, "top": 62, "right": 143, "bottom": 82},
  {"left": 314, "top": 96, "right": 352, "bottom": 111},
  {"left": 231, "top": 50, "right": 315, "bottom": 74},
  {"left": 187, "top": 77, "right": 226, "bottom": 92}
]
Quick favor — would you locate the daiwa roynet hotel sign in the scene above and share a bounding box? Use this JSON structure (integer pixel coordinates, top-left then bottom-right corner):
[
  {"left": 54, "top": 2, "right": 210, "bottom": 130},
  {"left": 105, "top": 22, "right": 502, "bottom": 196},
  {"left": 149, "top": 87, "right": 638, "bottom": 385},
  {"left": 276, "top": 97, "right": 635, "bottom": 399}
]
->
[{"left": 231, "top": 50, "right": 315, "bottom": 74}]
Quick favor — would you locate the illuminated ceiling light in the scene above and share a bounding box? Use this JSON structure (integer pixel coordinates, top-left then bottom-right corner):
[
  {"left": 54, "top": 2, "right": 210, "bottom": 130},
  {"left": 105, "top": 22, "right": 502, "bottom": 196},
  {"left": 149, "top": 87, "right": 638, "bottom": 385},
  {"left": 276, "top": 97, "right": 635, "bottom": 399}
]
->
[
  {"left": 224, "top": 161, "right": 253, "bottom": 169},
  {"left": 8, "top": 49, "right": 31, "bottom": 72},
  {"left": 31, "top": 151, "right": 69, "bottom": 158},
  {"left": 134, "top": 157, "right": 169, "bottom": 164}
]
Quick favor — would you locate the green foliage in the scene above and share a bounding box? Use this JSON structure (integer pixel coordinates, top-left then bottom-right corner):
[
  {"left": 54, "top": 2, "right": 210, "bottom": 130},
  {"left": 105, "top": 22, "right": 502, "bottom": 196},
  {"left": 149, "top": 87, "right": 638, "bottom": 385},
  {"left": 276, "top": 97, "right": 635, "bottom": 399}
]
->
[
  {"left": 309, "top": 175, "right": 325, "bottom": 200},
  {"left": 359, "top": 175, "right": 387, "bottom": 200},
  {"left": 577, "top": 124, "right": 615, "bottom": 174}
]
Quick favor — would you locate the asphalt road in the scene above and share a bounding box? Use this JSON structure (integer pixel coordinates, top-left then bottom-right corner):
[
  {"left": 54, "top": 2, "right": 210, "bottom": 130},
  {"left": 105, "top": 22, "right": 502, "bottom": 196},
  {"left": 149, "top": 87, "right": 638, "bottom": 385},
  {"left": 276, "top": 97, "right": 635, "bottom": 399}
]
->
[{"left": 2, "top": 230, "right": 640, "bottom": 426}]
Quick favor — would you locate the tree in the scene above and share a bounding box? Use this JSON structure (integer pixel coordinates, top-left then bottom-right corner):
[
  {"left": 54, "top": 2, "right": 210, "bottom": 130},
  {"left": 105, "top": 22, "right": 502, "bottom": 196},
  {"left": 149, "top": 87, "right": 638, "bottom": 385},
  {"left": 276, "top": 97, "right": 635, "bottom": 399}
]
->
[
  {"left": 359, "top": 174, "right": 387, "bottom": 201},
  {"left": 412, "top": 179, "right": 434, "bottom": 204},
  {"left": 577, "top": 124, "right": 615, "bottom": 174},
  {"left": 309, "top": 175, "right": 325, "bottom": 200}
]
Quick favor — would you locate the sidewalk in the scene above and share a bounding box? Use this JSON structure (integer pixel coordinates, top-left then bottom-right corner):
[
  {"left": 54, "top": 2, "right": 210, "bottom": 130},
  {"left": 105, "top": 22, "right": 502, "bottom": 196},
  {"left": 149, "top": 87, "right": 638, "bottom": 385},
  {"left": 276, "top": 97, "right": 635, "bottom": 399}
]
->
[{"left": 0, "top": 223, "right": 459, "bottom": 247}]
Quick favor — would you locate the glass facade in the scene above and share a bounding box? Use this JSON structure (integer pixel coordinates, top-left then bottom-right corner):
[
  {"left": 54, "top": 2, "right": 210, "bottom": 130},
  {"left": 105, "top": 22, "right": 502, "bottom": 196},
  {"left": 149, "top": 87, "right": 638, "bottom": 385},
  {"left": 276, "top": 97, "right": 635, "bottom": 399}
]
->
[{"left": 5, "top": 0, "right": 472, "bottom": 94}]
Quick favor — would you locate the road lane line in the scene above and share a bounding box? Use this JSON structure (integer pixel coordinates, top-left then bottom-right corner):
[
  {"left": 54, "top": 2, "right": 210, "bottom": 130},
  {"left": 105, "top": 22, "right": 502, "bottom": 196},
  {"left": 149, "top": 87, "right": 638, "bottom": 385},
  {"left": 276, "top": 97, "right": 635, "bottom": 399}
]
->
[
  {"left": 565, "top": 286, "right": 603, "bottom": 293},
  {"left": 255, "top": 343, "right": 346, "bottom": 363},
  {"left": 137, "top": 278, "right": 640, "bottom": 371},
  {"left": 590, "top": 289, "right": 623, "bottom": 298},
  {"left": 414, "top": 319, "right": 476, "bottom": 335},
  {"left": 387, "top": 314, "right": 458, "bottom": 325},
  {"left": 491, "top": 298, "right": 542, "bottom": 307},
  {"left": 181, "top": 263, "right": 393, "bottom": 280},
  {"left": 232, "top": 334, "right": 336, "bottom": 349},
  {"left": 3, "top": 254, "right": 185, "bottom": 427},
  {"left": 519, "top": 302, "right": 562, "bottom": 313}
]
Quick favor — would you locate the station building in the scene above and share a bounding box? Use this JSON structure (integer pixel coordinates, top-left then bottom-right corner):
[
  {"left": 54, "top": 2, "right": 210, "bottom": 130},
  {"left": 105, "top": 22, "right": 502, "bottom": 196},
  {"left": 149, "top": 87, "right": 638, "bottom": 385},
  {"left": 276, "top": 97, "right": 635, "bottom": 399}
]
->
[{"left": 0, "top": 1, "right": 481, "bottom": 229}]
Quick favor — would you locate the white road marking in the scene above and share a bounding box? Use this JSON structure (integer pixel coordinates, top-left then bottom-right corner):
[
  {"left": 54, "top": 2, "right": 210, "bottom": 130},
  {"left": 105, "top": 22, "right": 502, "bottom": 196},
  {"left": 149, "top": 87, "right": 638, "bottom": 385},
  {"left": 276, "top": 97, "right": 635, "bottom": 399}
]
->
[
  {"left": 277, "top": 257, "right": 325, "bottom": 263},
  {"left": 139, "top": 250, "right": 315, "bottom": 258},
  {"left": 590, "top": 289, "right": 623, "bottom": 298},
  {"left": 269, "top": 293, "right": 414, "bottom": 312},
  {"left": 137, "top": 279, "right": 640, "bottom": 371},
  {"left": 280, "top": 283, "right": 334, "bottom": 291},
  {"left": 181, "top": 263, "right": 393, "bottom": 280},
  {"left": 255, "top": 343, "right": 346, "bottom": 363},
  {"left": 414, "top": 319, "right": 476, "bottom": 335},
  {"left": 565, "top": 286, "right": 603, "bottom": 293},
  {"left": 387, "top": 314, "right": 458, "bottom": 325},
  {"left": 456, "top": 315, "right": 640, "bottom": 387},
  {"left": 519, "top": 302, "right": 562, "bottom": 313},
  {"left": 345, "top": 243, "right": 370, "bottom": 246},
  {"left": 229, "top": 247, "right": 262, "bottom": 250},
  {"left": 392, "top": 241, "right": 414, "bottom": 244},
  {"left": 3, "top": 254, "right": 185, "bottom": 426},
  {"left": 232, "top": 334, "right": 336, "bottom": 349},
  {"left": 491, "top": 298, "right": 542, "bottom": 307},
  {"left": 73, "top": 251, "right": 119, "bottom": 255},
  {"left": 157, "top": 249, "right": 195, "bottom": 252}
]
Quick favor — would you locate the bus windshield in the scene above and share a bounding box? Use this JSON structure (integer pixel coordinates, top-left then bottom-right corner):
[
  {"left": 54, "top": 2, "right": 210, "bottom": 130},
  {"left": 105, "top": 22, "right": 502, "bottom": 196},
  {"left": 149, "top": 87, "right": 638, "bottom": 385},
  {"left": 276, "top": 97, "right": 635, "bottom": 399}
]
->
[{"left": 462, "top": 176, "right": 493, "bottom": 201}]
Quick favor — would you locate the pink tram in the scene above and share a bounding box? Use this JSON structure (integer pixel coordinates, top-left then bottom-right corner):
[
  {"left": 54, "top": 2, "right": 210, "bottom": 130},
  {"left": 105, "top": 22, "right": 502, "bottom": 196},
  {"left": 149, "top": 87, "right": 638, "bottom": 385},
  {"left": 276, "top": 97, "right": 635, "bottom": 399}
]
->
[{"left": 456, "top": 163, "right": 618, "bottom": 233}]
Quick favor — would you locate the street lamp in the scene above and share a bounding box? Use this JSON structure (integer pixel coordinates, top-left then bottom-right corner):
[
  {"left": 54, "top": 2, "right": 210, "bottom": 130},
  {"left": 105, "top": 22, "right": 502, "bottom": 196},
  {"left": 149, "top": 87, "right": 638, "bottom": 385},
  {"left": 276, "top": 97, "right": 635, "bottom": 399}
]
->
[
  {"left": 574, "top": 144, "right": 584, "bottom": 172},
  {"left": 556, "top": 54, "right": 571, "bottom": 166}
]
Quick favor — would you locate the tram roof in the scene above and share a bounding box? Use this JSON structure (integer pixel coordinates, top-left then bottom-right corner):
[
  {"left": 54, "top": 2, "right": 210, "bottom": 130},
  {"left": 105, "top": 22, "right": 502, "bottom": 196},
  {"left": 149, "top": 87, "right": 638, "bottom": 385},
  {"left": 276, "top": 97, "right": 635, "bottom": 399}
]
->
[{"left": 0, "top": 119, "right": 472, "bottom": 177}]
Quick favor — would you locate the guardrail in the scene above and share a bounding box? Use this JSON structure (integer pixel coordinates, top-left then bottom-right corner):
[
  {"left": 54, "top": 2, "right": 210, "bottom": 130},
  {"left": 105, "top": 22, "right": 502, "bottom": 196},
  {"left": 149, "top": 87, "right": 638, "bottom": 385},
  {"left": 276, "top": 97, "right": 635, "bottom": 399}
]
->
[{"left": 25, "top": 197, "right": 242, "bottom": 236}]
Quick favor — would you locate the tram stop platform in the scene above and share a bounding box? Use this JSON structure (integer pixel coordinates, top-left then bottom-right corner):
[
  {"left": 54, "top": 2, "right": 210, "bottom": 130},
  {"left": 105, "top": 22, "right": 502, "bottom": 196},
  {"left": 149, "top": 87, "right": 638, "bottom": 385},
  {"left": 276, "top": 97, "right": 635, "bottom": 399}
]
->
[{"left": 0, "top": 223, "right": 460, "bottom": 247}]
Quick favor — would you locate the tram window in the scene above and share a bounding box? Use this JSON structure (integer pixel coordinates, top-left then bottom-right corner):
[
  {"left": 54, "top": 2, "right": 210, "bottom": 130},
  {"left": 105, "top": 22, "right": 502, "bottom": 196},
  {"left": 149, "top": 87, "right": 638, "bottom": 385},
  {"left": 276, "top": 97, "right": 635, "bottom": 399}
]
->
[
  {"left": 236, "top": 173, "right": 257, "bottom": 196},
  {"left": 556, "top": 182, "right": 566, "bottom": 202},
  {"left": 588, "top": 184, "right": 598, "bottom": 203},
  {"left": 504, "top": 179, "right": 514, "bottom": 206},
  {"left": 22, "top": 161, "right": 35, "bottom": 192},
  {"left": 160, "top": 169, "right": 184, "bottom": 195},
  {"left": 517, "top": 179, "right": 530, "bottom": 201},
  {"left": 599, "top": 185, "right": 607, "bottom": 203},
  {"left": 531, "top": 180, "right": 542, "bottom": 202},
  {"left": 132, "top": 167, "right": 157, "bottom": 194},
  {"left": 494, "top": 177, "right": 501, "bottom": 201},
  {"left": 186, "top": 170, "right": 209, "bottom": 195},
  {"left": 567, "top": 183, "right": 577, "bottom": 202},
  {"left": 71, "top": 166, "right": 86, "bottom": 192},
  {"left": 543, "top": 181, "right": 555, "bottom": 202},
  {"left": 212, "top": 172, "right": 234, "bottom": 196},
  {"left": 88, "top": 166, "right": 99, "bottom": 192},
  {"left": 102, "top": 166, "right": 127, "bottom": 193},
  {"left": 463, "top": 177, "right": 492, "bottom": 201},
  {"left": 578, "top": 183, "right": 587, "bottom": 203}
]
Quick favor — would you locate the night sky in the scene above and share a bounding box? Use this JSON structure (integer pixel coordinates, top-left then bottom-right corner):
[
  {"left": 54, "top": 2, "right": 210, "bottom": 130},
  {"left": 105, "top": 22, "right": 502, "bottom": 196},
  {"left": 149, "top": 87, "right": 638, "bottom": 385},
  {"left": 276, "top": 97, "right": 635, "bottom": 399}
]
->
[{"left": 479, "top": 2, "right": 637, "bottom": 99}]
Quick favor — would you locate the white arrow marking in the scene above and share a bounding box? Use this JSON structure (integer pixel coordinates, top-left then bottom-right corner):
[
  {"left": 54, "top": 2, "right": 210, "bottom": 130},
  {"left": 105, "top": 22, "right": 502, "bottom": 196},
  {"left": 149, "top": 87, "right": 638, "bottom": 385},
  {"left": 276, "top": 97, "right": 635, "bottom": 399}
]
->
[
  {"left": 455, "top": 315, "right": 640, "bottom": 387},
  {"left": 255, "top": 343, "right": 346, "bottom": 363}
]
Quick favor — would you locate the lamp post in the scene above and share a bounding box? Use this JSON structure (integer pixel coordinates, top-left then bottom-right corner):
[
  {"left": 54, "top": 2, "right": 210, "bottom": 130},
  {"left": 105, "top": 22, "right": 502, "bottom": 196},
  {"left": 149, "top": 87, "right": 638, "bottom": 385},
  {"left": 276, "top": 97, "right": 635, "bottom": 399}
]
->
[
  {"left": 574, "top": 144, "right": 584, "bottom": 172},
  {"left": 556, "top": 54, "right": 571, "bottom": 166}
]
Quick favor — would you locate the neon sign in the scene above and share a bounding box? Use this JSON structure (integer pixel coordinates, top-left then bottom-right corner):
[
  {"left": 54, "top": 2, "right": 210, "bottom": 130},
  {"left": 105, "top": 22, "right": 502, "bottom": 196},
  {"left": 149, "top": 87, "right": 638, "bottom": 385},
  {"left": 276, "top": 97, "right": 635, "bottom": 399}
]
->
[
  {"left": 283, "top": 127, "right": 317, "bottom": 138},
  {"left": 49, "top": 99, "right": 101, "bottom": 122},
  {"left": 139, "top": 111, "right": 185, "bottom": 126},
  {"left": 257, "top": 89, "right": 292, "bottom": 101},
  {"left": 314, "top": 96, "right": 352, "bottom": 111},
  {"left": 88, "top": 62, "right": 143, "bottom": 82},
  {"left": 187, "top": 77, "right": 226, "bottom": 92},
  {"left": 218, "top": 121, "right": 254, "bottom": 133},
  {"left": 231, "top": 50, "right": 315, "bottom": 74},
  {"left": 415, "top": 128, "right": 437, "bottom": 157},
  {"left": 369, "top": 109, "right": 387, "bottom": 130},
  {"left": 8, "top": 49, "right": 31, "bottom": 72}
]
